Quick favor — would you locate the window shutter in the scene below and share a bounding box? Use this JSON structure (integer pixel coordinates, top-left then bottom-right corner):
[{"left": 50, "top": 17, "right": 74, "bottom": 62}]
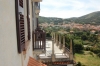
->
[
  {"left": 27, "top": 0, "right": 31, "bottom": 40},
  {"left": 15, "top": 0, "right": 25, "bottom": 53}
]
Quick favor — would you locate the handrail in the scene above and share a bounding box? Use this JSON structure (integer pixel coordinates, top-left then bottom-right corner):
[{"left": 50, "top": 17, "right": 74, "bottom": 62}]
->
[
  {"left": 64, "top": 47, "right": 70, "bottom": 57},
  {"left": 65, "top": 47, "right": 70, "bottom": 52}
]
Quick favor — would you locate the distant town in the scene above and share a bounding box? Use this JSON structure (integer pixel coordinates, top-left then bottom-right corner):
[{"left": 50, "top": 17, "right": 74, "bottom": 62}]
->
[{"left": 40, "top": 22, "right": 100, "bottom": 32}]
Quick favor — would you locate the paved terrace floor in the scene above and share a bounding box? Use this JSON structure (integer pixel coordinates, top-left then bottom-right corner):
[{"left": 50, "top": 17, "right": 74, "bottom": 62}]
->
[{"left": 39, "top": 40, "right": 69, "bottom": 59}]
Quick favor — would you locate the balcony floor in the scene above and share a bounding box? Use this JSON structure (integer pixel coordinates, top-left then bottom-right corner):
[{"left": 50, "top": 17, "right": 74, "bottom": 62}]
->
[{"left": 39, "top": 40, "right": 69, "bottom": 59}]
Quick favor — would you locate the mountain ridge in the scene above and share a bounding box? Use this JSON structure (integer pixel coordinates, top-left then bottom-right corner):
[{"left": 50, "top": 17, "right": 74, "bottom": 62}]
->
[{"left": 39, "top": 11, "right": 100, "bottom": 25}]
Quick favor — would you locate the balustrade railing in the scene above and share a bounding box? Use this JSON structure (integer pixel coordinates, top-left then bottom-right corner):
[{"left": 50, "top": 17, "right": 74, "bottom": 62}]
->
[
  {"left": 63, "top": 47, "right": 70, "bottom": 57},
  {"left": 33, "top": 27, "right": 46, "bottom": 51}
]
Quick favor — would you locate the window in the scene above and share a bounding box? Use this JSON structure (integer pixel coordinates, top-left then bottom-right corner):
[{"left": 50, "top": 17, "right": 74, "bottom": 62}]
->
[
  {"left": 15, "top": 0, "right": 25, "bottom": 53},
  {"left": 15, "top": 0, "right": 31, "bottom": 53}
]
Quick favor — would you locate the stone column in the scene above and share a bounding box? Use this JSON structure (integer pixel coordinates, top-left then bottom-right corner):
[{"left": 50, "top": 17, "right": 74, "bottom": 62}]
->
[
  {"left": 52, "top": 33, "right": 54, "bottom": 40},
  {"left": 56, "top": 34, "right": 58, "bottom": 46},
  {"left": 54, "top": 33, "right": 56, "bottom": 43},
  {"left": 63, "top": 36, "right": 65, "bottom": 50},
  {"left": 69, "top": 39, "right": 73, "bottom": 60},
  {"left": 59, "top": 34, "right": 61, "bottom": 49},
  {"left": 58, "top": 34, "right": 60, "bottom": 46},
  {"left": 51, "top": 39, "right": 55, "bottom": 62}
]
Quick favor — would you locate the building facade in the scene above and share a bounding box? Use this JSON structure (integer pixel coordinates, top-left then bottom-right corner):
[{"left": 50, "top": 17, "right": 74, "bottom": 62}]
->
[{"left": 0, "top": 0, "right": 45, "bottom": 66}]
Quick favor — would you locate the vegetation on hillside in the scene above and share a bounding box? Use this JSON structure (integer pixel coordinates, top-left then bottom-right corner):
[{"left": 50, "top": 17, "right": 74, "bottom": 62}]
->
[
  {"left": 39, "top": 11, "right": 100, "bottom": 25},
  {"left": 43, "top": 26, "right": 100, "bottom": 66},
  {"left": 40, "top": 11, "right": 100, "bottom": 66}
]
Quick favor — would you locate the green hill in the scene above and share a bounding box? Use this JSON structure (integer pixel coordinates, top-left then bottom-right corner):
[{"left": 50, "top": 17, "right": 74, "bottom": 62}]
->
[
  {"left": 73, "top": 11, "right": 100, "bottom": 24},
  {"left": 39, "top": 11, "right": 100, "bottom": 25},
  {"left": 39, "top": 16, "right": 63, "bottom": 24}
]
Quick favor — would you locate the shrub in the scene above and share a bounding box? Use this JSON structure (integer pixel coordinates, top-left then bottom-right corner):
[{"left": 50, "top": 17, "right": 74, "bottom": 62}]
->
[
  {"left": 85, "top": 47, "right": 90, "bottom": 51},
  {"left": 97, "top": 53, "right": 100, "bottom": 58},
  {"left": 90, "top": 48, "right": 100, "bottom": 54},
  {"left": 74, "top": 44, "right": 84, "bottom": 53},
  {"left": 76, "top": 62, "right": 82, "bottom": 66}
]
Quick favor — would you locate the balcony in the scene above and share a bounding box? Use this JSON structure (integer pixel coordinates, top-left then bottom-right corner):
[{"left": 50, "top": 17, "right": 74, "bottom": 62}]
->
[
  {"left": 32, "top": 0, "right": 42, "bottom": 2},
  {"left": 38, "top": 40, "right": 74, "bottom": 65},
  {"left": 37, "top": 32, "right": 75, "bottom": 65},
  {"left": 33, "top": 27, "right": 46, "bottom": 54}
]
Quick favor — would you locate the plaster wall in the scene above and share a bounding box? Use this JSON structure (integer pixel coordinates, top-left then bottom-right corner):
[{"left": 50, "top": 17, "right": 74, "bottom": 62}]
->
[
  {"left": 0, "top": 0, "right": 34, "bottom": 66},
  {"left": 0, "top": 0, "right": 22, "bottom": 66}
]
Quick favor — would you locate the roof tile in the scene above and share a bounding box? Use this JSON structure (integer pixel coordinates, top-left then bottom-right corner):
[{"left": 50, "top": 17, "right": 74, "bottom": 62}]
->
[{"left": 27, "top": 57, "right": 47, "bottom": 66}]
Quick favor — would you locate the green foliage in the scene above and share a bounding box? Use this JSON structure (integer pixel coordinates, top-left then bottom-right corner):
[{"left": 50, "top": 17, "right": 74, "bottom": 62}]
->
[
  {"left": 39, "top": 11, "right": 100, "bottom": 25},
  {"left": 46, "top": 32, "right": 51, "bottom": 37},
  {"left": 97, "top": 53, "right": 100, "bottom": 58},
  {"left": 65, "top": 35, "right": 70, "bottom": 48},
  {"left": 76, "top": 62, "right": 82, "bottom": 66},
  {"left": 74, "top": 43, "right": 84, "bottom": 53},
  {"left": 75, "top": 53, "right": 100, "bottom": 66},
  {"left": 81, "top": 34, "right": 88, "bottom": 40},
  {"left": 91, "top": 48, "right": 100, "bottom": 54},
  {"left": 74, "top": 11, "right": 100, "bottom": 24},
  {"left": 88, "top": 34, "right": 98, "bottom": 42},
  {"left": 39, "top": 16, "right": 63, "bottom": 25},
  {"left": 84, "top": 47, "right": 91, "bottom": 51},
  {"left": 89, "top": 52, "right": 94, "bottom": 57}
]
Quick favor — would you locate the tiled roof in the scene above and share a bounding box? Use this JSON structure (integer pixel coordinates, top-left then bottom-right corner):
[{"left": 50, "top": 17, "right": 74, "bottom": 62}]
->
[{"left": 27, "top": 57, "right": 47, "bottom": 66}]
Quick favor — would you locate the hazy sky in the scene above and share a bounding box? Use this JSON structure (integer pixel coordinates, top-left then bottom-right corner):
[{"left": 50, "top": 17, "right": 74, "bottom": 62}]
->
[{"left": 40, "top": 0, "right": 100, "bottom": 18}]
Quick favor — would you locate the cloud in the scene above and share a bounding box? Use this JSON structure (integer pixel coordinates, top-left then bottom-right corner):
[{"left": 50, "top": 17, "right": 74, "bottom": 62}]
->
[{"left": 40, "top": 0, "right": 100, "bottom": 18}]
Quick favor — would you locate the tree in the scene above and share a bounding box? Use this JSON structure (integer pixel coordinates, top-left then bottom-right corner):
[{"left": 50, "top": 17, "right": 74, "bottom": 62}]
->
[
  {"left": 76, "top": 62, "right": 82, "bottom": 66},
  {"left": 81, "top": 34, "right": 88, "bottom": 40},
  {"left": 46, "top": 32, "right": 51, "bottom": 37},
  {"left": 97, "top": 53, "right": 100, "bottom": 58},
  {"left": 74, "top": 43, "right": 84, "bottom": 53}
]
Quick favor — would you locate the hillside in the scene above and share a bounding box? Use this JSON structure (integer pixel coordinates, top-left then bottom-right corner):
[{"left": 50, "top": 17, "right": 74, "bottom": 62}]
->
[
  {"left": 39, "top": 11, "right": 100, "bottom": 25},
  {"left": 73, "top": 11, "right": 100, "bottom": 24},
  {"left": 39, "top": 16, "right": 63, "bottom": 24}
]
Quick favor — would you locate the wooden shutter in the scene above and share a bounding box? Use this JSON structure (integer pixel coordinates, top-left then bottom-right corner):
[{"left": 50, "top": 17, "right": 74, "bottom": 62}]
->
[
  {"left": 15, "top": 0, "right": 25, "bottom": 53},
  {"left": 27, "top": 0, "right": 31, "bottom": 40}
]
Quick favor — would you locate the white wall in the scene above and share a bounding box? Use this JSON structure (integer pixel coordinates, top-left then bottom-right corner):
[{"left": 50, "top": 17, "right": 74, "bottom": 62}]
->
[
  {"left": 0, "top": 0, "right": 34, "bottom": 66},
  {"left": 0, "top": 0, "right": 22, "bottom": 66},
  {"left": 22, "top": 1, "right": 34, "bottom": 66}
]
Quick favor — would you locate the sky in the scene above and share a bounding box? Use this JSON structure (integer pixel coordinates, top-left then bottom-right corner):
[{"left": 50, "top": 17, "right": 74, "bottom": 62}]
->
[{"left": 40, "top": 0, "right": 100, "bottom": 18}]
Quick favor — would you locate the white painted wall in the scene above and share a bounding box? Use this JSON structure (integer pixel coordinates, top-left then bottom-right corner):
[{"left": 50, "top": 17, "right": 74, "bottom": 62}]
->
[
  {"left": 0, "top": 0, "right": 22, "bottom": 66},
  {"left": 22, "top": 1, "right": 34, "bottom": 66},
  {"left": 0, "top": 0, "right": 34, "bottom": 66}
]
